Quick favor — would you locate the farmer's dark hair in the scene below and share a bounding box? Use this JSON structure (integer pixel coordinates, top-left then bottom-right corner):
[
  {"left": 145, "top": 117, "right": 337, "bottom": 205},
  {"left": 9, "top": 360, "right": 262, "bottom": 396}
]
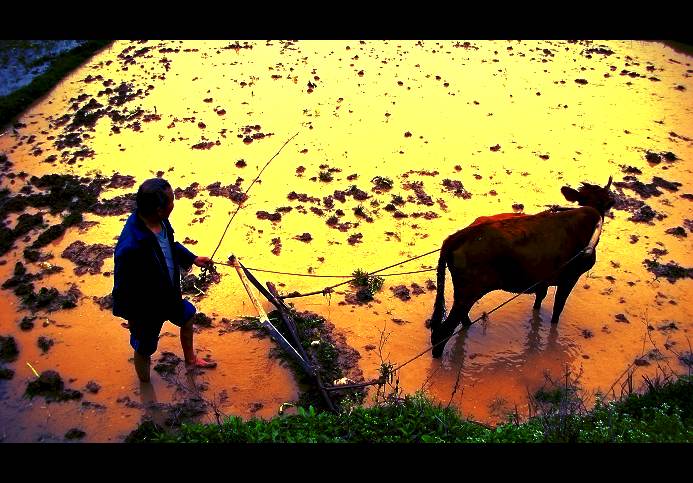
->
[{"left": 136, "top": 178, "right": 172, "bottom": 216}]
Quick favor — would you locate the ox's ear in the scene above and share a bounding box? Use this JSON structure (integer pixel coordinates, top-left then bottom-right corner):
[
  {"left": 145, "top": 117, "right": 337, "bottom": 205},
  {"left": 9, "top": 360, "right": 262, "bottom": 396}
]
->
[{"left": 561, "top": 186, "right": 581, "bottom": 203}]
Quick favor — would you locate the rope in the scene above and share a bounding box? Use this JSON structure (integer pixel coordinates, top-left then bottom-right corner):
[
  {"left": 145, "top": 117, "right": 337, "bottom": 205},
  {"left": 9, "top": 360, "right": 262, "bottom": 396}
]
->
[
  {"left": 208, "top": 132, "right": 299, "bottom": 261},
  {"left": 210, "top": 261, "right": 436, "bottom": 279}
]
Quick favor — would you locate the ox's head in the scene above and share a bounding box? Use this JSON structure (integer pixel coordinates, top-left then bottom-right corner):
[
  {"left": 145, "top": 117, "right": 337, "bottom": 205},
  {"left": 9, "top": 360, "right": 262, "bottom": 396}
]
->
[{"left": 560, "top": 176, "right": 615, "bottom": 216}]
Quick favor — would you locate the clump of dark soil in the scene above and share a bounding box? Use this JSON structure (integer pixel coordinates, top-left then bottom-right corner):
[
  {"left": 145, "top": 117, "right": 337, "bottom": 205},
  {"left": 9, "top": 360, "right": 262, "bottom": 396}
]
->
[
  {"left": 0, "top": 367, "right": 14, "bottom": 379},
  {"left": 665, "top": 227, "right": 687, "bottom": 238},
  {"left": 92, "top": 293, "right": 113, "bottom": 310},
  {"left": 89, "top": 193, "right": 135, "bottom": 216},
  {"left": 643, "top": 259, "right": 693, "bottom": 283},
  {"left": 611, "top": 191, "right": 664, "bottom": 224},
  {"left": 19, "top": 316, "right": 36, "bottom": 331},
  {"left": 153, "top": 352, "right": 182, "bottom": 375},
  {"left": 65, "top": 428, "right": 86, "bottom": 440},
  {"left": 441, "top": 179, "right": 472, "bottom": 199},
  {"left": 191, "top": 312, "right": 213, "bottom": 327},
  {"left": 371, "top": 176, "right": 394, "bottom": 192},
  {"left": 288, "top": 191, "right": 321, "bottom": 204},
  {"left": 294, "top": 233, "right": 313, "bottom": 242},
  {"left": 206, "top": 181, "right": 247, "bottom": 204},
  {"left": 644, "top": 150, "right": 678, "bottom": 164},
  {"left": 0, "top": 335, "right": 19, "bottom": 362},
  {"left": 347, "top": 233, "right": 363, "bottom": 245},
  {"left": 124, "top": 420, "right": 165, "bottom": 443},
  {"left": 403, "top": 181, "right": 434, "bottom": 206},
  {"left": 345, "top": 185, "right": 370, "bottom": 201},
  {"left": 25, "top": 370, "right": 82, "bottom": 402},
  {"left": 4, "top": 262, "right": 83, "bottom": 312},
  {"left": 85, "top": 381, "right": 101, "bottom": 393},
  {"left": 61, "top": 241, "right": 114, "bottom": 275},
  {"left": 390, "top": 285, "right": 412, "bottom": 301},
  {"left": 614, "top": 176, "right": 681, "bottom": 199},
  {"left": 174, "top": 183, "right": 199, "bottom": 200},
  {"left": 37, "top": 336, "right": 54, "bottom": 353},
  {"left": 256, "top": 211, "right": 282, "bottom": 222},
  {"left": 162, "top": 398, "right": 208, "bottom": 427},
  {"left": 271, "top": 237, "right": 282, "bottom": 256}
]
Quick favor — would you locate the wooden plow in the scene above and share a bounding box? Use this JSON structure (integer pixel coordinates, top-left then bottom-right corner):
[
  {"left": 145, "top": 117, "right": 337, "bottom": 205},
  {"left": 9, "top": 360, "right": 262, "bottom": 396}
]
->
[{"left": 229, "top": 255, "right": 337, "bottom": 413}]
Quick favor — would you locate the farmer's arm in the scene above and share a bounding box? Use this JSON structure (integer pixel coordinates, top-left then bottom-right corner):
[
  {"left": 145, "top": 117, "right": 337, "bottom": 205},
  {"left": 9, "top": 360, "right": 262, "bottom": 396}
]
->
[{"left": 174, "top": 242, "right": 210, "bottom": 269}]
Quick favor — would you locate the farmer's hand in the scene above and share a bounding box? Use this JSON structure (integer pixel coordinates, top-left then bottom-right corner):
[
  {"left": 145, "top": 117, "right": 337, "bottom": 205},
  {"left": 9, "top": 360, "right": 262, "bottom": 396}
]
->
[{"left": 194, "top": 256, "right": 212, "bottom": 268}]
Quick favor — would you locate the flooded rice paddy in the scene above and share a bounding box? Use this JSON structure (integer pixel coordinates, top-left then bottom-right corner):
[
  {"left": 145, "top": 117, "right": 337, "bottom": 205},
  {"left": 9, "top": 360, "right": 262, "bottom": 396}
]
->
[{"left": 0, "top": 40, "right": 692, "bottom": 442}]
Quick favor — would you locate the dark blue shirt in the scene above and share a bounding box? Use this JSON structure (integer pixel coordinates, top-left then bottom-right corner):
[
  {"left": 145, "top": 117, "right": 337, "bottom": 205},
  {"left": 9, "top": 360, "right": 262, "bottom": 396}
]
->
[{"left": 112, "top": 211, "right": 196, "bottom": 322}]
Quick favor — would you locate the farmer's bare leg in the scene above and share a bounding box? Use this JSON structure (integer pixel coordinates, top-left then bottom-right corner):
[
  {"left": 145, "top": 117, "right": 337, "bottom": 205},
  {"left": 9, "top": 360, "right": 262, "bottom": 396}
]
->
[
  {"left": 133, "top": 350, "right": 151, "bottom": 383},
  {"left": 181, "top": 317, "right": 217, "bottom": 368},
  {"left": 180, "top": 318, "right": 196, "bottom": 364}
]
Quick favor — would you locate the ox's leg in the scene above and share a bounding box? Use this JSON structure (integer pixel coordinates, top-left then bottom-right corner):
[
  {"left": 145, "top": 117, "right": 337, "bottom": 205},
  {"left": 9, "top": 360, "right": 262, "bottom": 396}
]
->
[
  {"left": 533, "top": 284, "right": 548, "bottom": 310},
  {"left": 550, "top": 277, "right": 579, "bottom": 325}
]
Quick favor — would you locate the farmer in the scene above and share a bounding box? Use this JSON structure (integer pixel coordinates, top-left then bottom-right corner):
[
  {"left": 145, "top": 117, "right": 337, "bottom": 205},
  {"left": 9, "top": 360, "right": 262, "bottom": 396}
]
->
[{"left": 112, "top": 178, "right": 217, "bottom": 383}]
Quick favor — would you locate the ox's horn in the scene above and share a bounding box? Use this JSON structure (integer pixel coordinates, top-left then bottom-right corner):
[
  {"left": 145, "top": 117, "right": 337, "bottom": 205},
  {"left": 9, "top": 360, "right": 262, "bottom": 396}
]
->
[{"left": 605, "top": 176, "right": 612, "bottom": 190}]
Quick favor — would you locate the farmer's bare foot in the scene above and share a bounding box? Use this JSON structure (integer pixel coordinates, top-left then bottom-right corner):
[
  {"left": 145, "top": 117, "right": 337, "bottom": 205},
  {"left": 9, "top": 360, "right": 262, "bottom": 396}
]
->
[{"left": 185, "top": 358, "right": 217, "bottom": 369}]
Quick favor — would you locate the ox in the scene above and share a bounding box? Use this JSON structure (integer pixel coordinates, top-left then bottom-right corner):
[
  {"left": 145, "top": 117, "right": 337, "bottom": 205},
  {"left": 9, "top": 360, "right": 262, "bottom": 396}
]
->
[{"left": 429, "top": 177, "right": 615, "bottom": 358}]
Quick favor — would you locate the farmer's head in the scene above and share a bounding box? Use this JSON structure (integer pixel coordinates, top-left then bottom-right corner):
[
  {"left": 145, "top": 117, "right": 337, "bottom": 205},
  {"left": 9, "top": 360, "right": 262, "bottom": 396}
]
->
[{"left": 136, "top": 178, "right": 174, "bottom": 220}]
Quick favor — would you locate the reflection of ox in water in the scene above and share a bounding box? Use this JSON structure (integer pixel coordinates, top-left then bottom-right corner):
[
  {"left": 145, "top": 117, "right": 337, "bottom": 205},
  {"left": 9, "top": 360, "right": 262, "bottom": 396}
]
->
[{"left": 429, "top": 178, "right": 615, "bottom": 358}]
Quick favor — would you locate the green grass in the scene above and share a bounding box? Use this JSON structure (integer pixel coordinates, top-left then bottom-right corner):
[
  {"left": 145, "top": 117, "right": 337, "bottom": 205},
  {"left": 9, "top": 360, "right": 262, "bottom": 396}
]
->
[
  {"left": 127, "top": 375, "right": 693, "bottom": 443},
  {"left": 0, "top": 40, "right": 112, "bottom": 128}
]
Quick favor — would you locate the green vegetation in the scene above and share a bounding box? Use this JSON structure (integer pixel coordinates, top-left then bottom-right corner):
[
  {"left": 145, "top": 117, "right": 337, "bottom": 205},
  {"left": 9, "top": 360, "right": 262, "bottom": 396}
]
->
[
  {"left": 127, "top": 375, "right": 693, "bottom": 443},
  {"left": 350, "top": 269, "right": 384, "bottom": 295},
  {"left": 0, "top": 40, "right": 112, "bottom": 127}
]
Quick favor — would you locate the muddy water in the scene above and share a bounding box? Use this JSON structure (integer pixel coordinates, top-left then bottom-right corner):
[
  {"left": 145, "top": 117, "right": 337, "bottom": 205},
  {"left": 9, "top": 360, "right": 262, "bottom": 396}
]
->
[{"left": 0, "top": 40, "right": 692, "bottom": 441}]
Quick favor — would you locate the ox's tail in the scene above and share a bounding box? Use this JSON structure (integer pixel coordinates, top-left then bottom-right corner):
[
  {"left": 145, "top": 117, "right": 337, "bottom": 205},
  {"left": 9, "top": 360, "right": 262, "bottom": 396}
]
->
[{"left": 427, "top": 246, "right": 448, "bottom": 329}]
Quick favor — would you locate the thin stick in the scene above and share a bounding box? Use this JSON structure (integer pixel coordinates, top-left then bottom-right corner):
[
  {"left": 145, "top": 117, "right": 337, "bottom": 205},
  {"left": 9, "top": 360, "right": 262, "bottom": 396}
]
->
[{"left": 210, "top": 131, "right": 299, "bottom": 260}]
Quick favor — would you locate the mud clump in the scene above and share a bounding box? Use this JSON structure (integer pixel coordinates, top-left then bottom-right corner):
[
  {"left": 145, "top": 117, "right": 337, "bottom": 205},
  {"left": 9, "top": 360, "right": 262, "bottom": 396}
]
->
[
  {"left": 347, "top": 233, "right": 363, "bottom": 245},
  {"left": 256, "top": 211, "right": 282, "bottom": 222},
  {"left": 19, "top": 316, "right": 36, "bottom": 331},
  {"left": 191, "top": 312, "right": 213, "bottom": 328},
  {"left": 92, "top": 294, "right": 113, "bottom": 310},
  {"left": 164, "top": 397, "right": 208, "bottom": 427},
  {"left": 0, "top": 367, "right": 14, "bottom": 379},
  {"left": 61, "top": 241, "right": 114, "bottom": 275},
  {"left": 271, "top": 237, "right": 282, "bottom": 256},
  {"left": 90, "top": 194, "right": 136, "bottom": 216},
  {"left": 25, "top": 370, "right": 83, "bottom": 402},
  {"left": 390, "top": 285, "right": 412, "bottom": 301},
  {"left": 665, "top": 227, "right": 687, "bottom": 238},
  {"left": 403, "top": 181, "right": 434, "bottom": 206},
  {"left": 65, "top": 428, "right": 86, "bottom": 440},
  {"left": 0, "top": 335, "right": 19, "bottom": 362},
  {"left": 37, "top": 336, "right": 54, "bottom": 353},
  {"left": 643, "top": 259, "right": 693, "bottom": 283},
  {"left": 174, "top": 183, "right": 200, "bottom": 200},
  {"left": 153, "top": 352, "right": 182, "bottom": 375},
  {"left": 441, "top": 179, "right": 472, "bottom": 199},
  {"left": 206, "top": 181, "right": 248, "bottom": 204},
  {"left": 85, "top": 381, "right": 101, "bottom": 394},
  {"left": 106, "top": 173, "right": 136, "bottom": 189},
  {"left": 611, "top": 191, "right": 664, "bottom": 224},
  {"left": 294, "top": 232, "right": 313, "bottom": 243}
]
